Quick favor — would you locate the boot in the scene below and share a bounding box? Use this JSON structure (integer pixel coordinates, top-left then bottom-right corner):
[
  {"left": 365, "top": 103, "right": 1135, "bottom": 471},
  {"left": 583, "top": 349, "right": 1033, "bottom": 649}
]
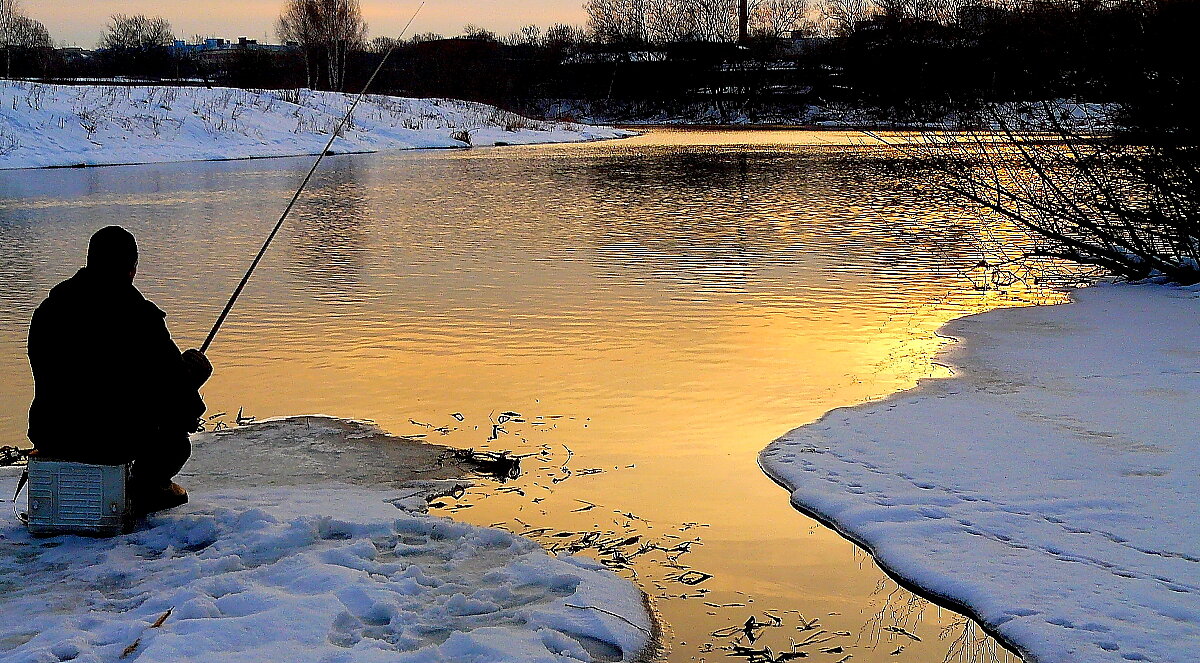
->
[{"left": 133, "top": 481, "right": 189, "bottom": 515}]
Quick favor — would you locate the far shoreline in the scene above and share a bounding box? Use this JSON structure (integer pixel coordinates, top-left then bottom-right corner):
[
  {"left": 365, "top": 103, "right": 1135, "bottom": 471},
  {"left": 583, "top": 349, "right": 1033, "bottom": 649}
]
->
[
  {"left": 0, "top": 134, "right": 639, "bottom": 172},
  {"left": 611, "top": 123, "right": 934, "bottom": 131}
]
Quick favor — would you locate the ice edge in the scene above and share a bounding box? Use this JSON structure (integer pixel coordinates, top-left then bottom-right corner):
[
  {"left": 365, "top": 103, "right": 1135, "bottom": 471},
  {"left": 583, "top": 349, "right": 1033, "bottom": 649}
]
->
[{"left": 755, "top": 293, "right": 1079, "bottom": 663}]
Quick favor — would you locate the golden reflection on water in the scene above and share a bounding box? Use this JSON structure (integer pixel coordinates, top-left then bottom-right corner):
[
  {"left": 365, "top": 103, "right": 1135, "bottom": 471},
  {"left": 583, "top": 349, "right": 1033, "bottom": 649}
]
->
[{"left": 0, "top": 130, "right": 1058, "bottom": 662}]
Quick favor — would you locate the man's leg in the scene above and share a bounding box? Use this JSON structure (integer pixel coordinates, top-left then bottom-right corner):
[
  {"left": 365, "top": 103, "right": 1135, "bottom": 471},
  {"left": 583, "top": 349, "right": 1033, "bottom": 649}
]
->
[{"left": 130, "top": 433, "right": 191, "bottom": 513}]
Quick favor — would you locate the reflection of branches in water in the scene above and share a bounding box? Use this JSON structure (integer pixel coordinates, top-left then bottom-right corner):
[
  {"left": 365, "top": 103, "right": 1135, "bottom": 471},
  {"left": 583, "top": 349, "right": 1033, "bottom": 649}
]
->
[
  {"left": 859, "top": 578, "right": 931, "bottom": 651},
  {"left": 581, "top": 143, "right": 1089, "bottom": 415},
  {"left": 864, "top": 133, "right": 1115, "bottom": 292},
  {"left": 581, "top": 148, "right": 992, "bottom": 295},
  {"left": 808, "top": 149, "right": 1096, "bottom": 391},
  {"left": 940, "top": 618, "right": 1020, "bottom": 663},
  {"left": 856, "top": 570, "right": 1018, "bottom": 663},
  {"left": 842, "top": 257, "right": 1074, "bottom": 398}
]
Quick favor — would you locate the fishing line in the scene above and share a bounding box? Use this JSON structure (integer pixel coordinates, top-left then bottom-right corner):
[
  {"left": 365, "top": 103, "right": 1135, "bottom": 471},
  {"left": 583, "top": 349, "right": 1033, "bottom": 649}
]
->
[{"left": 200, "top": 1, "right": 426, "bottom": 353}]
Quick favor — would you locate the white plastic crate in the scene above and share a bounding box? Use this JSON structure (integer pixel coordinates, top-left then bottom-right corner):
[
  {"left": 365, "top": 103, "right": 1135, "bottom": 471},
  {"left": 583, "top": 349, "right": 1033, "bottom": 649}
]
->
[{"left": 25, "top": 458, "right": 131, "bottom": 537}]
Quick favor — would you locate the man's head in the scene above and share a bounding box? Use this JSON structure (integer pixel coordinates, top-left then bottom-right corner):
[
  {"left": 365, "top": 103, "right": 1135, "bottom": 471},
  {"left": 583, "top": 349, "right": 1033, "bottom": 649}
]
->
[{"left": 87, "top": 226, "right": 138, "bottom": 282}]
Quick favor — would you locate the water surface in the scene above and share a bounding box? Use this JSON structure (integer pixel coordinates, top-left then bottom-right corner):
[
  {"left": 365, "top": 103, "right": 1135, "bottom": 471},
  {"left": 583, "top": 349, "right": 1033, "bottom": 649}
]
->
[{"left": 0, "top": 129, "right": 1054, "bottom": 661}]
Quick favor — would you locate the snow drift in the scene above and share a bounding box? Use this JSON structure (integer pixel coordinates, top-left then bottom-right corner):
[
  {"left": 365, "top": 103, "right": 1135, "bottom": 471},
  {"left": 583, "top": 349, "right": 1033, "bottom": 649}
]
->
[
  {"left": 0, "top": 418, "right": 653, "bottom": 663},
  {"left": 761, "top": 284, "right": 1200, "bottom": 663},
  {"left": 0, "top": 82, "right": 634, "bottom": 170}
]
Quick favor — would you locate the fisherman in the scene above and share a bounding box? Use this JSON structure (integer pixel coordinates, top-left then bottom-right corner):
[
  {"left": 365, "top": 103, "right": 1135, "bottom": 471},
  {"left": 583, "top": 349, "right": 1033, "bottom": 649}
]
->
[{"left": 27, "top": 226, "right": 212, "bottom": 515}]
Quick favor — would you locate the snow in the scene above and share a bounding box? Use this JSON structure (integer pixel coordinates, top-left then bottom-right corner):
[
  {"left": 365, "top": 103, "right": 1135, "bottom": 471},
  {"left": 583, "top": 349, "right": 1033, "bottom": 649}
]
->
[
  {"left": 0, "top": 82, "right": 635, "bottom": 170},
  {"left": 760, "top": 283, "right": 1200, "bottom": 663},
  {"left": 0, "top": 419, "right": 653, "bottom": 663}
]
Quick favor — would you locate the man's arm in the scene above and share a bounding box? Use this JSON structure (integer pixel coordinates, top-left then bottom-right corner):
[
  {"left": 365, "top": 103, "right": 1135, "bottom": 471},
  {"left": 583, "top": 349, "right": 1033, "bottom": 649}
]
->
[{"left": 139, "top": 303, "right": 208, "bottom": 432}]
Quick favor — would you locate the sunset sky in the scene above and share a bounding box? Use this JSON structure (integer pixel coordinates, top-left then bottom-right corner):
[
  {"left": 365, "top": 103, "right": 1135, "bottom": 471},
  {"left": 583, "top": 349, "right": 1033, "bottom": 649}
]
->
[{"left": 25, "top": 1, "right": 588, "bottom": 48}]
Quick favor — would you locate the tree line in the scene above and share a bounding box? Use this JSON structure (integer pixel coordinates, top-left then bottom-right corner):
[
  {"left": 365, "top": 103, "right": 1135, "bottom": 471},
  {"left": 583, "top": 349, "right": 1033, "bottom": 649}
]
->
[
  {"left": 584, "top": 0, "right": 809, "bottom": 43},
  {"left": 1, "top": 0, "right": 51, "bottom": 79},
  {"left": 3, "top": 0, "right": 1197, "bottom": 129},
  {"left": 581, "top": 0, "right": 1200, "bottom": 124}
]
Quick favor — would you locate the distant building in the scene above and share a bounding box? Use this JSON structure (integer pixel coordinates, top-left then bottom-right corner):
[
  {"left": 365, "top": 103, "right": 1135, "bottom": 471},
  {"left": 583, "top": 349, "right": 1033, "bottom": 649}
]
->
[
  {"left": 780, "top": 32, "right": 831, "bottom": 56},
  {"left": 55, "top": 47, "right": 93, "bottom": 62},
  {"left": 170, "top": 37, "right": 295, "bottom": 64},
  {"left": 853, "top": 15, "right": 891, "bottom": 33},
  {"left": 563, "top": 50, "right": 669, "bottom": 64}
]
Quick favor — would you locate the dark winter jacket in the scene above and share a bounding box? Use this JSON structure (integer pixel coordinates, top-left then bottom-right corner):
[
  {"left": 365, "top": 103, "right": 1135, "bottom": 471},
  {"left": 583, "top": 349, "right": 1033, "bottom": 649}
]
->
[{"left": 27, "top": 267, "right": 205, "bottom": 463}]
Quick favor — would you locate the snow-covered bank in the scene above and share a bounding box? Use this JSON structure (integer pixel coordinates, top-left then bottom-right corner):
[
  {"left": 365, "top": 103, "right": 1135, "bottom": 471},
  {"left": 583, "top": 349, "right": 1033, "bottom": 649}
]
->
[
  {"left": 0, "top": 83, "right": 634, "bottom": 170},
  {"left": 761, "top": 284, "right": 1200, "bottom": 663},
  {"left": 0, "top": 418, "right": 654, "bottom": 662}
]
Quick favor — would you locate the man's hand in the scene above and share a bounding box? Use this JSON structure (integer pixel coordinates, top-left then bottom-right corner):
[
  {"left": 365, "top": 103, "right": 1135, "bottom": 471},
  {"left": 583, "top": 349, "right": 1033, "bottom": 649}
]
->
[{"left": 182, "top": 349, "right": 213, "bottom": 387}]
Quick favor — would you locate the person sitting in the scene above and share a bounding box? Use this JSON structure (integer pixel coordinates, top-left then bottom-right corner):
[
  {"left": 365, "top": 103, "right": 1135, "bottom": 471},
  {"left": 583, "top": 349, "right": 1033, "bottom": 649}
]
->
[{"left": 27, "top": 226, "right": 213, "bottom": 515}]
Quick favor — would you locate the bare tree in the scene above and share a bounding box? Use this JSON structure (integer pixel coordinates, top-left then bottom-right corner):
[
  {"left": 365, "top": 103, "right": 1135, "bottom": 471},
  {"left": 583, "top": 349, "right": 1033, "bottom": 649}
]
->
[
  {"left": 369, "top": 35, "right": 397, "bottom": 53},
  {"left": 654, "top": 0, "right": 740, "bottom": 42},
  {"left": 916, "top": 103, "right": 1200, "bottom": 284},
  {"left": 645, "top": 0, "right": 736, "bottom": 41},
  {"left": 813, "top": 0, "right": 961, "bottom": 34},
  {"left": 749, "top": 0, "right": 810, "bottom": 37},
  {"left": 409, "top": 32, "right": 444, "bottom": 44},
  {"left": 543, "top": 23, "right": 586, "bottom": 52},
  {"left": 645, "top": 0, "right": 698, "bottom": 41},
  {"left": 277, "top": 0, "right": 367, "bottom": 91},
  {"left": 99, "top": 14, "right": 174, "bottom": 50},
  {"left": 94, "top": 13, "right": 176, "bottom": 79},
  {"left": 819, "top": 0, "right": 879, "bottom": 34},
  {"left": 586, "top": 0, "right": 648, "bottom": 43},
  {"left": 690, "top": 0, "right": 739, "bottom": 41},
  {"left": 591, "top": 0, "right": 784, "bottom": 43},
  {"left": 3, "top": 14, "right": 48, "bottom": 46},
  {"left": 912, "top": 0, "right": 964, "bottom": 23},
  {"left": 1, "top": 0, "right": 52, "bottom": 78},
  {"left": 818, "top": 0, "right": 956, "bottom": 29},
  {"left": 503, "top": 24, "right": 542, "bottom": 46},
  {"left": 461, "top": 24, "right": 497, "bottom": 40}
]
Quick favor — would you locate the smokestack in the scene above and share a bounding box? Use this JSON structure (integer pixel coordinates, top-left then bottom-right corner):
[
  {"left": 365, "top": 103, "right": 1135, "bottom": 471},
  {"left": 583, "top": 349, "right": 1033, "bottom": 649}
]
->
[{"left": 739, "top": 0, "right": 749, "bottom": 44}]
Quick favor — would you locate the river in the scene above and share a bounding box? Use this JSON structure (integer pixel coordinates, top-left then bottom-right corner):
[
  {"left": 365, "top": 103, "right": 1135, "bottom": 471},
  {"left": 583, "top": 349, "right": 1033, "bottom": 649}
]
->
[{"left": 0, "top": 129, "right": 1056, "bottom": 662}]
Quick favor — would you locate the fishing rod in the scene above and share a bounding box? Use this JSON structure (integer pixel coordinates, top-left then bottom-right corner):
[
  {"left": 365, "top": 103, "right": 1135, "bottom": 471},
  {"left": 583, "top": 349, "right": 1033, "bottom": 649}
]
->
[{"left": 200, "top": 2, "right": 426, "bottom": 354}]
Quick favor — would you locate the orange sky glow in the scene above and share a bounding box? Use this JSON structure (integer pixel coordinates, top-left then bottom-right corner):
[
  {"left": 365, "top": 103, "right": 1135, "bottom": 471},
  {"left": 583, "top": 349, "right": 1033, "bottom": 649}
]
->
[{"left": 25, "top": 1, "right": 587, "bottom": 48}]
